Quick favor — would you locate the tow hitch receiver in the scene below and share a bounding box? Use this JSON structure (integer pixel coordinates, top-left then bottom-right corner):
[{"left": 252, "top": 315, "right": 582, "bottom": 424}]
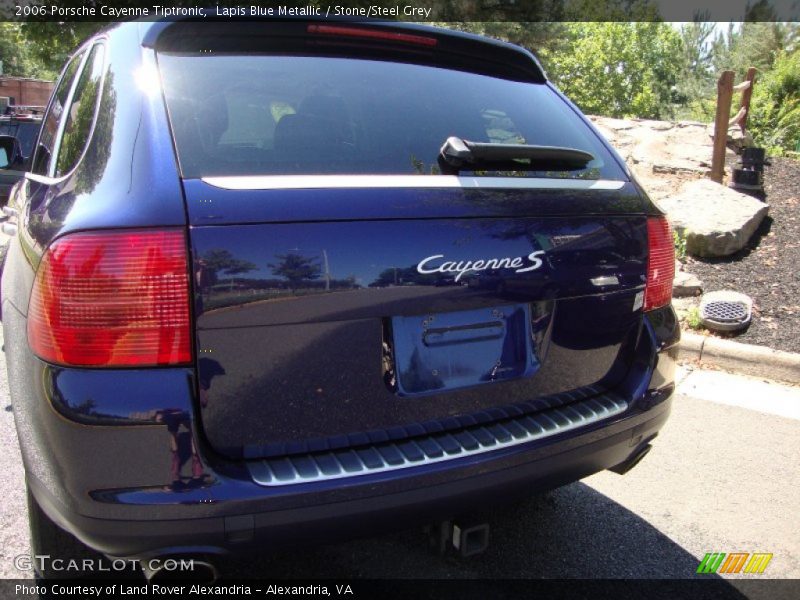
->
[{"left": 426, "top": 520, "right": 491, "bottom": 557}]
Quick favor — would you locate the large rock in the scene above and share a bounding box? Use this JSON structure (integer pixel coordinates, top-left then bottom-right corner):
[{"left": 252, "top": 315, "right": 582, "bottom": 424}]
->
[
  {"left": 660, "top": 179, "right": 769, "bottom": 258},
  {"left": 589, "top": 116, "right": 735, "bottom": 178},
  {"left": 673, "top": 259, "right": 703, "bottom": 296},
  {"left": 707, "top": 124, "right": 755, "bottom": 153},
  {"left": 673, "top": 270, "right": 703, "bottom": 297}
]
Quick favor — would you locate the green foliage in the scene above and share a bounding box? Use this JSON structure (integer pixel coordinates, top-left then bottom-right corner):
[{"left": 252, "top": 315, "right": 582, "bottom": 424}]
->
[
  {"left": 75, "top": 73, "right": 115, "bottom": 194},
  {"left": 0, "top": 23, "right": 51, "bottom": 78},
  {"left": 685, "top": 306, "right": 703, "bottom": 330},
  {"left": 435, "top": 22, "right": 571, "bottom": 60},
  {"left": 712, "top": 22, "right": 798, "bottom": 81},
  {"left": 672, "top": 22, "right": 717, "bottom": 117},
  {"left": 19, "top": 23, "right": 107, "bottom": 77},
  {"left": 748, "top": 50, "right": 800, "bottom": 155},
  {"left": 541, "top": 23, "right": 684, "bottom": 119},
  {"left": 58, "top": 76, "right": 101, "bottom": 185},
  {"left": 674, "top": 230, "right": 687, "bottom": 261}
]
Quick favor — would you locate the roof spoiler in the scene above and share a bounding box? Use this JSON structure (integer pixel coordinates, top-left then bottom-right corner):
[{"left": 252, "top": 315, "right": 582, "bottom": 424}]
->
[{"left": 141, "top": 18, "right": 547, "bottom": 84}]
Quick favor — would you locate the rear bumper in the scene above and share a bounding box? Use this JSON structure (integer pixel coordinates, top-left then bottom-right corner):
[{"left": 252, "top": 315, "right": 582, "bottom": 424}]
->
[
  {"left": 29, "top": 388, "right": 672, "bottom": 559},
  {"left": 6, "top": 300, "right": 678, "bottom": 560}
]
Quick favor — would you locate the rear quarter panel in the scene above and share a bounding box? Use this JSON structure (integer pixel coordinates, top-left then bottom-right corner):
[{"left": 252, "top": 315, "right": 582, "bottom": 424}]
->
[
  {"left": 2, "top": 22, "right": 187, "bottom": 319},
  {"left": 1, "top": 22, "right": 190, "bottom": 514}
]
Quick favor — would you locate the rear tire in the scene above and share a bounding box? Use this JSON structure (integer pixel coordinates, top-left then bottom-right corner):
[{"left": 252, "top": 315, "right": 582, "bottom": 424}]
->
[{"left": 26, "top": 486, "right": 107, "bottom": 579}]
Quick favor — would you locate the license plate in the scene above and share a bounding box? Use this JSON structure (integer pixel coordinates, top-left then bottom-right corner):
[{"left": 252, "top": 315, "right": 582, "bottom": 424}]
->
[{"left": 390, "top": 304, "right": 538, "bottom": 396}]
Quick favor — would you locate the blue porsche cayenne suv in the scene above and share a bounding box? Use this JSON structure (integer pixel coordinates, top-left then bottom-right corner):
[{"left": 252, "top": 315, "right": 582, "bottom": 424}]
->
[{"left": 1, "top": 19, "right": 677, "bottom": 579}]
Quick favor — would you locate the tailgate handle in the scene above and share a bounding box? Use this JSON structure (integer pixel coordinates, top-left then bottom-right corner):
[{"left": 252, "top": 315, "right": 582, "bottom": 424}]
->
[{"left": 423, "top": 320, "right": 504, "bottom": 347}]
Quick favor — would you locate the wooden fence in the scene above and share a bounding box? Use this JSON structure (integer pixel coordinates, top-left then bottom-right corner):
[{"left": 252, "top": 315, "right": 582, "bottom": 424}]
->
[{"left": 710, "top": 67, "right": 757, "bottom": 183}]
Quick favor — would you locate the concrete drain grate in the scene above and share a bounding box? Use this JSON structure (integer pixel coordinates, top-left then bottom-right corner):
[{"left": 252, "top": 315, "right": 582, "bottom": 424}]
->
[{"left": 699, "top": 291, "right": 753, "bottom": 332}]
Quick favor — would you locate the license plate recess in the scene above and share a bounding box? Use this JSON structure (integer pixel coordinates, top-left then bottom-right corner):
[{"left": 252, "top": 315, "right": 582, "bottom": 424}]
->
[{"left": 390, "top": 304, "right": 538, "bottom": 396}]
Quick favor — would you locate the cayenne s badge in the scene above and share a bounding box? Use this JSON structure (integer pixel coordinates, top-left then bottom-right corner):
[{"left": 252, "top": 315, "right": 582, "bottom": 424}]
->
[{"left": 416, "top": 250, "right": 546, "bottom": 282}]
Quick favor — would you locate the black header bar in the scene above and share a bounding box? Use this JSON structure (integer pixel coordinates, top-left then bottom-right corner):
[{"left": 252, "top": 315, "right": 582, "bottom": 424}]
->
[{"left": 1, "top": 0, "right": 799, "bottom": 23}]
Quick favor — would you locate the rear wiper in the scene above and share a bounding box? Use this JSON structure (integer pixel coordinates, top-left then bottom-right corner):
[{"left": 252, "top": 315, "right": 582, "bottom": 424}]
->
[{"left": 438, "top": 136, "right": 595, "bottom": 174}]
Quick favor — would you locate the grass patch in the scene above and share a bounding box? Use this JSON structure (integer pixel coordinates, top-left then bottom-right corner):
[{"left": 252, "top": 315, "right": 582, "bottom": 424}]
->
[
  {"left": 673, "top": 229, "right": 687, "bottom": 262},
  {"left": 685, "top": 306, "right": 703, "bottom": 330}
]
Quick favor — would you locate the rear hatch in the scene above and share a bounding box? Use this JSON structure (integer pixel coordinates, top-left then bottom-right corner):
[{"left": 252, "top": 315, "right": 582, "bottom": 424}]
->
[{"left": 156, "top": 23, "right": 649, "bottom": 460}]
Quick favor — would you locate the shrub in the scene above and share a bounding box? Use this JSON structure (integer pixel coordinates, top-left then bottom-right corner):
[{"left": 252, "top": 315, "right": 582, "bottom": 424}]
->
[
  {"left": 748, "top": 50, "right": 800, "bottom": 155},
  {"left": 685, "top": 306, "right": 703, "bottom": 330},
  {"left": 674, "top": 230, "right": 687, "bottom": 262},
  {"left": 542, "top": 23, "right": 684, "bottom": 120}
]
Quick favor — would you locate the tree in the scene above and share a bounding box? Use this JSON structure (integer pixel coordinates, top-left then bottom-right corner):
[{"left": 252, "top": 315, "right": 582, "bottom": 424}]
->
[
  {"left": 224, "top": 258, "right": 258, "bottom": 291},
  {"left": 0, "top": 23, "right": 48, "bottom": 78},
  {"left": 75, "top": 73, "right": 116, "bottom": 194},
  {"left": 201, "top": 249, "right": 257, "bottom": 291},
  {"left": 437, "top": 22, "right": 570, "bottom": 63},
  {"left": 369, "top": 264, "right": 438, "bottom": 287},
  {"left": 677, "top": 21, "right": 716, "bottom": 100},
  {"left": 542, "top": 22, "right": 684, "bottom": 119},
  {"left": 19, "top": 22, "right": 106, "bottom": 77},
  {"left": 713, "top": 22, "right": 800, "bottom": 80},
  {"left": 268, "top": 253, "right": 321, "bottom": 292}
]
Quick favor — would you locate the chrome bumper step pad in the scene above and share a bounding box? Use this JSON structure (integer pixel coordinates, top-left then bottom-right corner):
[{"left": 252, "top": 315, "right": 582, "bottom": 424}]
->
[{"left": 248, "top": 392, "right": 628, "bottom": 486}]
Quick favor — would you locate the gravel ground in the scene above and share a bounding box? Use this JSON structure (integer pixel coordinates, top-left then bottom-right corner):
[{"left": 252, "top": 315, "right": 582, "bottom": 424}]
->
[{"left": 684, "top": 157, "right": 800, "bottom": 353}]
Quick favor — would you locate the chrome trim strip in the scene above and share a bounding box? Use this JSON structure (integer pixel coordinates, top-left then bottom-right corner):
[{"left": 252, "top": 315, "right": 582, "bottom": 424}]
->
[
  {"left": 202, "top": 175, "right": 626, "bottom": 192},
  {"left": 248, "top": 393, "right": 628, "bottom": 486},
  {"left": 24, "top": 172, "right": 53, "bottom": 185}
]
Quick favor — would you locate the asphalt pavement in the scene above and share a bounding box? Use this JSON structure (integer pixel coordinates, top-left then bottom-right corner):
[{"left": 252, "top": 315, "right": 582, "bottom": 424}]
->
[{"left": 0, "top": 326, "right": 798, "bottom": 582}]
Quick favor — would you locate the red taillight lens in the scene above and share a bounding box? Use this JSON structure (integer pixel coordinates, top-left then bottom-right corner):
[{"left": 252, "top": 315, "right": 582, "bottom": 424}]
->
[
  {"left": 644, "top": 216, "right": 675, "bottom": 311},
  {"left": 28, "top": 230, "right": 192, "bottom": 367},
  {"left": 307, "top": 24, "right": 438, "bottom": 47}
]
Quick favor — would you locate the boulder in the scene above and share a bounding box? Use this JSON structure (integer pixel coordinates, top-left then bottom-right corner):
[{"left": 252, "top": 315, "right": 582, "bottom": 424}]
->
[
  {"left": 631, "top": 138, "right": 703, "bottom": 174},
  {"left": 660, "top": 179, "right": 769, "bottom": 257},
  {"left": 673, "top": 270, "right": 703, "bottom": 297},
  {"left": 673, "top": 260, "right": 703, "bottom": 297},
  {"left": 707, "top": 124, "right": 755, "bottom": 154}
]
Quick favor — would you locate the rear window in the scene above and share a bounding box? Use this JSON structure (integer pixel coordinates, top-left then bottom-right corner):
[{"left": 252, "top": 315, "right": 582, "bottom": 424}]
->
[
  {"left": 54, "top": 43, "right": 106, "bottom": 177},
  {"left": 13, "top": 122, "right": 40, "bottom": 157},
  {"left": 158, "top": 55, "right": 624, "bottom": 180},
  {"left": 31, "top": 49, "right": 86, "bottom": 176},
  {"left": 0, "top": 121, "right": 39, "bottom": 157}
]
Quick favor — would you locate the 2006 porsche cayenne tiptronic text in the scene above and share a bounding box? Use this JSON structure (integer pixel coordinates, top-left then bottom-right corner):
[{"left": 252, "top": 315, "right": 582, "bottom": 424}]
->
[{"left": 0, "top": 18, "right": 677, "bottom": 578}]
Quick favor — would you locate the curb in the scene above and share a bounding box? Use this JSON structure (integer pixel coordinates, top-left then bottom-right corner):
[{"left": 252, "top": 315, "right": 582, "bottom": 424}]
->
[{"left": 677, "top": 332, "right": 800, "bottom": 385}]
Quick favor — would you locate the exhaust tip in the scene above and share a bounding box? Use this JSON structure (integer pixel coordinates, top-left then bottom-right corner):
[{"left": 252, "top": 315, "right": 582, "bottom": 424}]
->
[
  {"left": 142, "top": 558, "right": 218, "bottom": 584},
  {"left": 609, "top": 443, "right": 653, "bottom": 475}
]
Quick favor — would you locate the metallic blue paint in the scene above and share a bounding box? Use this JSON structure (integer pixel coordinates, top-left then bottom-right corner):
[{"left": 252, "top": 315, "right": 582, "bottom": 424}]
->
[
  {"left": 0, "top": 19, "right": 678, "bottom": 561},
  {"left": 188, "top": 214, "right": 649, "bottom": 458},
  {"left": 184, "top": 179, "right": 648, "bottom": 225}
]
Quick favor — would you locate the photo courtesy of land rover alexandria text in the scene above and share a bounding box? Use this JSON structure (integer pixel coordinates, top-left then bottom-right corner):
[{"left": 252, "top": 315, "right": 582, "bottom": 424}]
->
[{"left": 0, "top": 18, "right": 677, "bottom": 578}]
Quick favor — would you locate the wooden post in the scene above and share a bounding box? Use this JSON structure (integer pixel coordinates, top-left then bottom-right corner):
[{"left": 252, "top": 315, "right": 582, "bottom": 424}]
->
[
  {"left": 739, "top": 67, "right": 757, "bottom": 134},
  {"left": 711, "top": 70, "right": 735, "bottom": 184}
]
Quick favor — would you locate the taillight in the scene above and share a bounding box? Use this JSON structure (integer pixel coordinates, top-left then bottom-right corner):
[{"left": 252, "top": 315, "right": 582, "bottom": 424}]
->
[
  {"left": 307, "top": 24, "right": 438, "bottom": 47},
  {"left": 644, "top": 216, "right": 675, "bottom": 311},
  {"left": 28, "top": 230, "right": 192, "bottom": 367}
]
